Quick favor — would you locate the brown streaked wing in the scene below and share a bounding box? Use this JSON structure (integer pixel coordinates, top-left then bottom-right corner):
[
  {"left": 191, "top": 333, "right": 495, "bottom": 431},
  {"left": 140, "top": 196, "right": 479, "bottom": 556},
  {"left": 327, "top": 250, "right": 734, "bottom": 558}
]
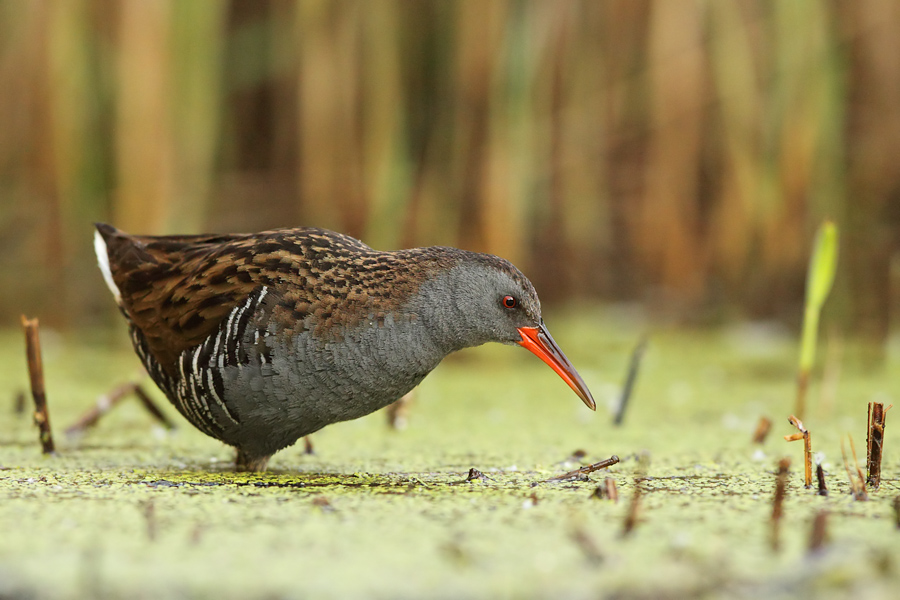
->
[{"left": 103, "top": 228, "right": 272, "bottom": 374}]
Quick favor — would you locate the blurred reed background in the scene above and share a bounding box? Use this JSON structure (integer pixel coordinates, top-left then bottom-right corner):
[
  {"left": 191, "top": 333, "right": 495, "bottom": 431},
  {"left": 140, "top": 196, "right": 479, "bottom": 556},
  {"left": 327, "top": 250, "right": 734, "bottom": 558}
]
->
[{"left": 1, "top": 0, "right": 898, "bottom": 344}]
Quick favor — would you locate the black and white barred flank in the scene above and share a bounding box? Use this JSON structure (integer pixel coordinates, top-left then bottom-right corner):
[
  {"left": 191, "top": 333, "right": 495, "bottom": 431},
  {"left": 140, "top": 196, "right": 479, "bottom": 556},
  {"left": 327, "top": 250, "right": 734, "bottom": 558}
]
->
[{"left": 131, "top": 287, "right": 270, "bottom": 439}]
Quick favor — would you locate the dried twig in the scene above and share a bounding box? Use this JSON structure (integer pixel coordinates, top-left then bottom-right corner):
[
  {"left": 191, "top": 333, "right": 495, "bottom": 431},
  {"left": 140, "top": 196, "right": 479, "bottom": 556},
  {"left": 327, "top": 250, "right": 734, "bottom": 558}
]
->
[
  {"left": 840, "top": 435, "right": 867, "bottom": 501},
  {"left": 815, "top": 462, "right": 828, "bottom": 496},
  {"left": 614, "top": 336, "right": 648, "bottom": 426},
  {"left": 808, "top": 510, "right": 829, "bottom": 554},
  {"left": 785, "top": 415, "right": 812, "bottom": 488},
  {"left": 591, "top": 477, "right": 618, "bottom": 502},
  {"left": 132, "top": 384, "right": 176, "bottom": 429},
  {"left": 303, "top": 436, "right": 314, "bottom": 455},
  {"left": 22, "top": 316, "right": 55, "bottom": 454},
  {"left": 13, "top": 390, "right": 25, "bottom": 415},
  {"left": 66, "top": 382, "right": 138, "bottom": 435},
  {"left": 752, "top": 416, "right": 772, "bottom": 444},
  {"left": 866, "top": 402, "right": 891, "bottom": 489},
  {"left": 546, "top": 455, "right": 619, "bottom": 482},
  {"left": 66, "top": 381, "right": 175, "bottom": 435},
  {"left": 452, "top": 468, "right": 494, "bottom": 484},
  {"left": 771, "top": 457, "right": 791, "bottom": 552},
  {"left": 893, "top": 496, "right": 900, "bottom": 529}
]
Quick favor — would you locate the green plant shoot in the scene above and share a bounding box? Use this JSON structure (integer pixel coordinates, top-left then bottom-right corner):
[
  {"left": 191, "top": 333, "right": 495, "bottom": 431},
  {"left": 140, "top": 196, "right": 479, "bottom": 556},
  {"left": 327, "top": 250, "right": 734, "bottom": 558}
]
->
[
  {"left": 799, "top": 221, "right": 839, "bottom": 372},
  {"left": 794, "top": 220, "right": 838, "bottom": 419}
]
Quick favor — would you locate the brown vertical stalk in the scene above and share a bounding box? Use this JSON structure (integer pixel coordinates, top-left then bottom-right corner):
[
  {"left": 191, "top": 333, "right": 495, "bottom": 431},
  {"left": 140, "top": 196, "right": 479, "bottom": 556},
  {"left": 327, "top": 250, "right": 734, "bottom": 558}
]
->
[
  {"left": 613, "top": 337, "right": 648, "bottom": 426},
  {"left": 21, "top": 316, "right": 55, "bottom": 454},
  {"left": 604, "top": 478, "right": 618, "bottom": 503},
  {"left": 816, "top": 463, "right": 828, "bottom": 496},
  {"left": 771, "top": 457, "right": 791, "bottom": 552},
  {"left": 841, "top": 435, "right": 867, "bottom": 501},
  {"left": 114, "top": 0, "right": 175, "bottom": 233},
  {"left": 866, "top": 402, "right": 890, "bottom": 489},
  {"left": 785, "top": 415, "right": 812, "bottom": 488}
]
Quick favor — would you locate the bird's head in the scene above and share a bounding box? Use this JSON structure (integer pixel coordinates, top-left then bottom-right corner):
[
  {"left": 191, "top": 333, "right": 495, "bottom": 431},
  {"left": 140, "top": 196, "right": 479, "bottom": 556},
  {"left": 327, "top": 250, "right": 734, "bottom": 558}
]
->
[{"left": 415, "top": 250, "right": 596, "bottom": 411}]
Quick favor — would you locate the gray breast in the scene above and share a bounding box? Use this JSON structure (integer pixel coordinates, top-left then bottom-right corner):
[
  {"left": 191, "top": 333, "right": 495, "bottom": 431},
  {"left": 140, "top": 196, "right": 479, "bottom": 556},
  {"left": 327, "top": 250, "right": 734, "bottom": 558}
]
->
[{"left": 214, "top": 309, "right": 444, "bottom": 459}]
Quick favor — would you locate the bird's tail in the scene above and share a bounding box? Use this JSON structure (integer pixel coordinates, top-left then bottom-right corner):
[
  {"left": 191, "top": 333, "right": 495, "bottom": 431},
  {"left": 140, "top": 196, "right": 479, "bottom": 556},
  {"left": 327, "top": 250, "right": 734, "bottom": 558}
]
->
[{"left": 94, "top": 223, "right": 123, "bottom": 305}]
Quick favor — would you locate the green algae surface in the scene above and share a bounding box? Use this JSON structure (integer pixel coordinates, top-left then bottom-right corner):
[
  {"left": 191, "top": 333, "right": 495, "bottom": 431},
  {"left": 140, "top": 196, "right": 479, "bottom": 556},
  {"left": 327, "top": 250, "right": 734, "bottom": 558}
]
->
[{"left": 1, "top": 310, "right": 898, "bottom": 599}]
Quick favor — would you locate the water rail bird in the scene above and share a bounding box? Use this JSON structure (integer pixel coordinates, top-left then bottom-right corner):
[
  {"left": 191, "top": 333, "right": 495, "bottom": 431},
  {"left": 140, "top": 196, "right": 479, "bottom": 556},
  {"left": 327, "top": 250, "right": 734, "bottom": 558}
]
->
[{"left": 94, "top": 223, "right": 595, "bottom": 471}]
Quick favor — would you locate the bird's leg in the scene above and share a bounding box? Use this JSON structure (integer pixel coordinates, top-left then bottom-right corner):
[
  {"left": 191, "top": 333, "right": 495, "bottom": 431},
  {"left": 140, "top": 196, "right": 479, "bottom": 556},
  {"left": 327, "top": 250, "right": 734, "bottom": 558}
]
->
[{"left": 235, "top": 448, "right": 271, "bottom": 472}]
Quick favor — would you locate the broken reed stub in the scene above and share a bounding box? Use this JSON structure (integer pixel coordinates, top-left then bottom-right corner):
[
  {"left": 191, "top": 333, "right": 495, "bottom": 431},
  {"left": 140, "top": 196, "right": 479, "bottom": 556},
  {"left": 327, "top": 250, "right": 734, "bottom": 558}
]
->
[
  {"left": 866, "top": 402, "right": 891, "bottom": 489},
  {"left": 21, "top": 316, "right": 55, "bottom": 454},
  {"left": 591, "top": 477, "right": 619, "bottom": 502},
  {"left": 841, "top": 435, "right": 867, "bottom": 501},
  {"left": 785, "top": 415, "right": 812, "bottom": 489},
  {"left": 816, "top": 463, "right": 828, "bottom": 496}
]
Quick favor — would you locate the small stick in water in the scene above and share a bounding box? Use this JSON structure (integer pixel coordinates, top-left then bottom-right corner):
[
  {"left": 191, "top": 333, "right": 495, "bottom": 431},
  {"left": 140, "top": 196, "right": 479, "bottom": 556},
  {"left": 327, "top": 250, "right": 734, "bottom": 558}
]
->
[
  {"left": 771, "top": 457, "right": 791, "bottom": 552},
  {"left": 13, "top": 390, "right": 25, "bottom": 415},
  {"left": 66, "top": 382, "right": 138, "bottom": 435},
  {"left": 840, "top": 435, "right": 867, "bottom": 501},
  {"left": 893, "top": 496, "right": 900, "bottom": 529},
  {"left": 753, "top": 417, "right": 772, "bottom": 444},
  {"left": 866, "top": 402, "right": 891, "bottom": 489},
  {"left": 808, "top": 510, "right": 829, "bottom": 554},
  {"left": 785, "top": 415, "right": 812, "bottom": 488},
  {"left": 546, "top": 455, "right": 620, "bottom": 482},
  {"left": 816, "top": 462, "right": 828, "bottom": 496},
  {"left": 66, "top": 381, "right": 175, "bottom": 434},
  {"left": 614, "top": 337, "right": 648, "bottom": 426},
  {"left": 452, "top": 468, "right": 494, "bottom": 484},
  {"left": 303, "top": 436, "right": 315, "bottom": 455},
  {"left": 591, "top": 477, "right": 619, "bottom": 502},
  {"left": 132, "top": 384, "right": 176, "bottom": 430},
  {"left": 21, "top": 316, "right": 55, "bottom": 454}
]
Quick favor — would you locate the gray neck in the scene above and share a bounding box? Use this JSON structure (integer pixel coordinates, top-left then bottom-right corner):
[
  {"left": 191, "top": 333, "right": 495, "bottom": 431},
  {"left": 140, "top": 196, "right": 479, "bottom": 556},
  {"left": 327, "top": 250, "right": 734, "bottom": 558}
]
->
[{"left": 410, "top": 265, "right": 494, "bottom": 355}]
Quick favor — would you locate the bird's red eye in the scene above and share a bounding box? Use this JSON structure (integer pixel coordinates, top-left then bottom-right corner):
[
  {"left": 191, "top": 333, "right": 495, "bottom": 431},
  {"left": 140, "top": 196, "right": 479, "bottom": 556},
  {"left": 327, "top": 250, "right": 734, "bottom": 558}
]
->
[{"left": 502, "top": 295, "right": 517, "bottom": 309}]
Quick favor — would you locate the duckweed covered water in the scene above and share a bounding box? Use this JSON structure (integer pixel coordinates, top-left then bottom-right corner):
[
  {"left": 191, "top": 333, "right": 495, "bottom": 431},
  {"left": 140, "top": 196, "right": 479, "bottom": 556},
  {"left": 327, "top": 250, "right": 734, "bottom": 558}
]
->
[{"left": 1, "top": 309, "right": 897, "bottom": 599}]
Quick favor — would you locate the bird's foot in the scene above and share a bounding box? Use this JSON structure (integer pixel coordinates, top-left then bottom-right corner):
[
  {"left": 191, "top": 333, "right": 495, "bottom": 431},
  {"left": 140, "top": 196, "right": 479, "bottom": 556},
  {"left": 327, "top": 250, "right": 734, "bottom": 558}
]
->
[{"left": 235, "top": 449, "right": 271, "bottom": 472}]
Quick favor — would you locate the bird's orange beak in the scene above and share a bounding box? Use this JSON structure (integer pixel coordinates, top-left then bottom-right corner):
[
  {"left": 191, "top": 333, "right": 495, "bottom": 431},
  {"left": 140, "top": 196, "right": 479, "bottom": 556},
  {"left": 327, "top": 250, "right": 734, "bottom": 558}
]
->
[{"left": 517, "top": 323, "right": 596, "bottom": 410}]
